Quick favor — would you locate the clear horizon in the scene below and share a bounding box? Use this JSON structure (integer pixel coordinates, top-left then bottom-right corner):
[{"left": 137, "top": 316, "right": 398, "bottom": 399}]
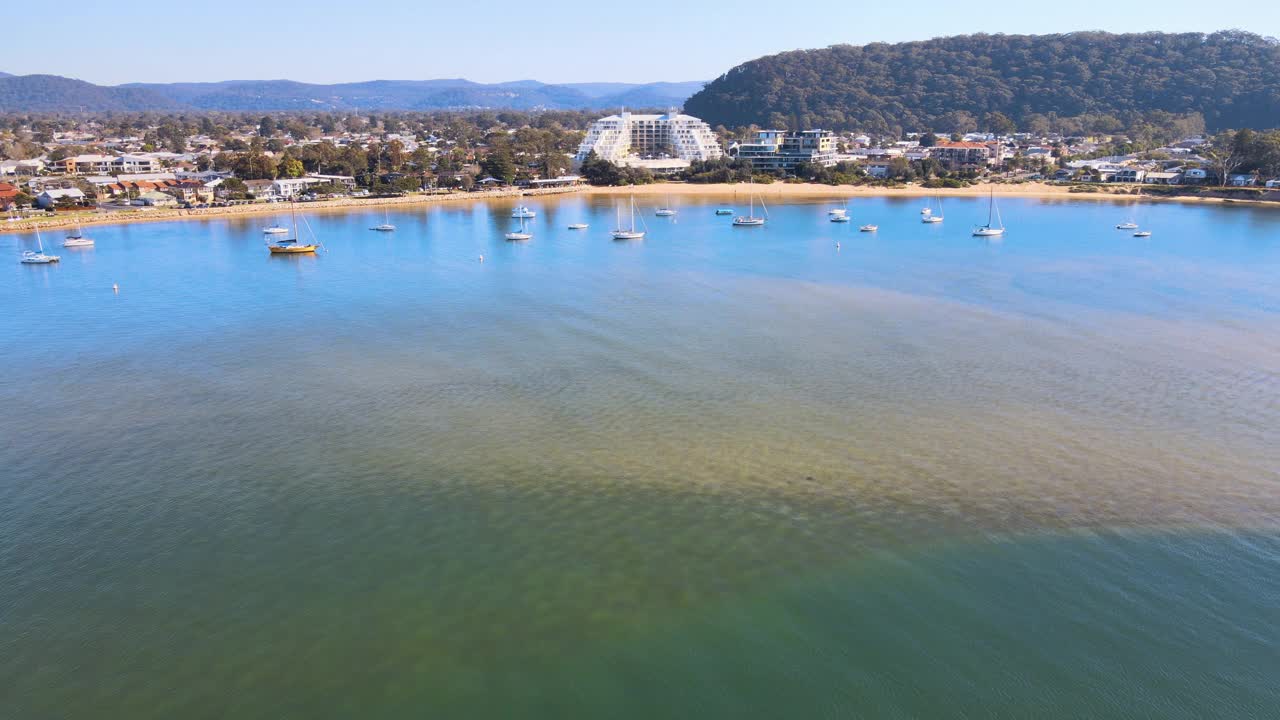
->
[{"left": 4, "top": 0, "right": 1278, "bottom": 85}]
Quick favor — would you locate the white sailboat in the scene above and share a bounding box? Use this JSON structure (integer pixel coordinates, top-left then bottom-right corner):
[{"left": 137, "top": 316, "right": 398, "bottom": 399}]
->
[
  {"left": 830, "top": 200, "right": 850, "bottom": 222},
  {"left": 1117, "top": 186, "right": 1142, "bottom": 230},
  {"left": 20, "top": 224, "right": 60, "bottom": 264},
  {"left": 611, "top": 196, "right": 646, "bottom": 240},
  {"left": 371, "top": 207, "right": 396, "bottom": 232},
  {"left": 733, "top": 183, "right": 767, "bottom": 226},
  {"left": 655, "top": 196, "right": 676, "bottom": 216},
  {"left": 63, "top": 221, "right": 94, "bottom": 247},
  {"left": 511, "top": 205, "right": 537, "bottom": 219},
  {"left": 263, "top": 224, "right": 289, "bottom": 234},
  {"left": 505, "top": 213, "right": 532, "bottom": 241},
  {"left": 972, "top": 186, "right": 1006, "bottom": 237},
  {"left": 922, "top": 194, "right": 944, "bottom": 223}
]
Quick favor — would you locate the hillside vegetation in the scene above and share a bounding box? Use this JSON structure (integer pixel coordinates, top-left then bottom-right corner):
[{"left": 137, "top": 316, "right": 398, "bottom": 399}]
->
[{"left": 685, "top": 31, "right": 1280, "bottom": 134}]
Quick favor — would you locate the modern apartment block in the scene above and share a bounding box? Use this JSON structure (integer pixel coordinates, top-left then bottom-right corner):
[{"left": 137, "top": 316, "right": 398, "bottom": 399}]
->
[
  {"left": 731, "top": 130, "right": 838, "bottom": 172},
  {"left": 929, "top": 140, "right": 1002, "bottom": 171},
  {"left": 575, "top": 110, "right": 723, "bottom": 169}
]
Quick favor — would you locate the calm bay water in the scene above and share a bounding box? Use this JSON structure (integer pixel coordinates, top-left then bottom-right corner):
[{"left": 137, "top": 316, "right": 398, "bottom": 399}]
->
[{"left": 2, "top": 193, "right": 1279, "bottom": 718}]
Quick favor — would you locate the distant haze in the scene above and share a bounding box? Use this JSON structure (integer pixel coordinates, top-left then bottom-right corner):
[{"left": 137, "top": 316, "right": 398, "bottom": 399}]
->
[{"left": 0, "top": 75, "right": 707, "bottom": 113}]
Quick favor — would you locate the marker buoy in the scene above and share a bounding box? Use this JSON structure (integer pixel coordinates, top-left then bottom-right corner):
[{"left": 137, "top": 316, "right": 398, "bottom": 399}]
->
[
  {"left": 112, "top": 283, "right": 119, "bottom": 292},
  {"left": 479, "top": 254, "right": 484, "bottom": 263}
]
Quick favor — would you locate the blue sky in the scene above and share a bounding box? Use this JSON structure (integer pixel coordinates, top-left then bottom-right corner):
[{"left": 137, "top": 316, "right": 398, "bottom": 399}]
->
[{"left": 6, "top": 0, "right": 1278, "bottom": 85}]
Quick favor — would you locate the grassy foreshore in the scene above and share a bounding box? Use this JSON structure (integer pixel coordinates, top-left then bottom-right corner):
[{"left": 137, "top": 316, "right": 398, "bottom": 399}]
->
[{"left": 6, "top": 181, "right": 1279, "bottom": 235}]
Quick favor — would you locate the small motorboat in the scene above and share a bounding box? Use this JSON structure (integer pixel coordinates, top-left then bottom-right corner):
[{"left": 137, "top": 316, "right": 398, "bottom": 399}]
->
[
  {"left": 1116, "top": 222, "right": 1139, "bottom": 230},
  {"left": 263, "top": 225, "right": 289, "bottom": 234},
  {"left": 828, "top": 208, "right": 848, "bottom": 216},
  {"left": 859, "top": 224, "right": 878, "bottom": 232},
  {"left": 371, "top": 223, "right": 396, "bottom": 232},
  {"left": 922, "top": 215, "right": 943, "bottom": 224},
  {"left": 1133, "top": 230, "right": 1152, "bottom": 238},
  {"left": 567, "top": 223, "right": 589, "bottom": 230},
  {"left": 715, "top": 208, "right": 733, "bottom": 215},
  {"left": 830, "top": 214, "right": 851, "bottom": 223}
]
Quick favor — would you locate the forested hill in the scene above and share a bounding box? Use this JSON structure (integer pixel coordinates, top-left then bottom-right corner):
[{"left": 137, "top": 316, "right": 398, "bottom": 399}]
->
[{"left": 684, "top": 31, "right": 1280, "bottom": 134}]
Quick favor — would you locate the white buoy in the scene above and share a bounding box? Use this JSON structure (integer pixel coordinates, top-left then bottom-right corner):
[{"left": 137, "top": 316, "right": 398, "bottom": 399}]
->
[
  {"left": 112, "top": 283, "right": 119, "bottom": 292},
  {"left": 836, "top": 242, "right": 841, "bottom": 251},
  {"left": 478, "top": 254, "right": 484, "bottom": 263}
]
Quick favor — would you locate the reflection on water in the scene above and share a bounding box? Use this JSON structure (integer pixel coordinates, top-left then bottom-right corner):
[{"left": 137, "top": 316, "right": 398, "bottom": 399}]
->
[{"left": 1, "top": 195, "right": 1279, "bottom": 718}]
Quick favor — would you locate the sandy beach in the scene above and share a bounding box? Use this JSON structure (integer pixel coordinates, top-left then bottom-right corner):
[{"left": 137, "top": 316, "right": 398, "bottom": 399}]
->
[
  {"left": 586, "top": 181, "right": 1280, "bottom": 206},
  {"left": 6, "top": 181, "right": 1279, "bottom": 235}
]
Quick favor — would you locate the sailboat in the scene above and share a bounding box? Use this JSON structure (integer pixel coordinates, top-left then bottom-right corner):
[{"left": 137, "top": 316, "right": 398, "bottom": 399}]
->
[
  {"left": 830, "top": 200, "right": 850, "bottom": 222},
  {"left": 733, "top": 183, "right": 767, "bottom": 226},
  {"left": 63, "top": 221, "right": 94, "bottom": 247},
  {"left": 511, "top": 205, "right": 537, "bottom": 219},
  {"left": 505, "top": 213, "right": 532, "bottom": 241},
  {"left": 263, "top": 224, "right": 289, "bottom": 234},
  {"left": 611, "top": 196, "right": 646, "bottom": 240},
  {"left": 20, "top": 224, "right": 60, "bottom": 264},
  {"left": 922, "top": 194, "right": 944, "bottom": 223},
  {"left": 266, "top": 202, "right": 319, "bottom": 254},
  {"left": 972, "top": 187, "right": 1006, "bottom": 237},
  {"left": 655, "top": 195, "right": 676, "bottom": 216},
  {"left": 1116, "top": 186, "right": 1141, "bottom": 230},
  {"left": 371, "top": 207, "right": 396, "bottom": 232},
  {"left": 567, "top": 222, "right": 589, "bottom": 230}
]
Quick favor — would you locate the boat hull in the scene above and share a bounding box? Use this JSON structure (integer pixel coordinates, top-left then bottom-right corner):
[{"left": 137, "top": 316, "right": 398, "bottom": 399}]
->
[
  {"left": 268, "top": 244, "right": 319, "bottom": 254},
  {"left": 505, "top": 233, "right": 533, "bottom": 241},
  {"left": 611, "top": 231, "right": 645, "bottom": 240}
]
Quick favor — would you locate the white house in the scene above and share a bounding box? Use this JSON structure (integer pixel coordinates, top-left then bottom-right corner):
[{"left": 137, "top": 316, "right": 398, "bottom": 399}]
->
[{"left": 1183, "top": 168, "right": 1209, "bottom": 183}]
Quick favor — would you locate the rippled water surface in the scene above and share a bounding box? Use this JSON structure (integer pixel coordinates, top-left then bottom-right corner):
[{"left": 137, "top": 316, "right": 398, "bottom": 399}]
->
[{"left": 3, "top": 194, "right": 1279, "bottom": 718}]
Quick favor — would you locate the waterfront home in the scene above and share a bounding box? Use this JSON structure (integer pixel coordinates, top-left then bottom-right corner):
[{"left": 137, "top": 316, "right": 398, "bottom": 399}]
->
[
  {"left": 135, "top": 190, "right": 178, "bottom": 207},
  {"left": 731, "top": 129, "right": 838, "bottom": 172},
  {"left": 1229, "top": 174, "right": 1258, "bottom": 187},
  {"left": 244, "top": 179, "right": 276, "bottom": 200},
  {"left": 35, "top": 187, "right": 87, "bottom": 208},
  {"left": 1143, "top": 172, "right": 1183, "bottom": 185},
  {"left": 1113, "top": 169, "right": 1147, "bottom": 183},
  {"left": 930, "top": 140, "right": 1000, "bottom": 171},
  {"left": 1182, "top": 168, "right": 1209, "bottom": 184}
]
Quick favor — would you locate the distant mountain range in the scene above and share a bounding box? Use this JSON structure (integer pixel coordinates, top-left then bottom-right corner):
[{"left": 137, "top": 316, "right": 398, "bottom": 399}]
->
[{"left": 0, "top": 74, "right": 705, "bottom": 113}]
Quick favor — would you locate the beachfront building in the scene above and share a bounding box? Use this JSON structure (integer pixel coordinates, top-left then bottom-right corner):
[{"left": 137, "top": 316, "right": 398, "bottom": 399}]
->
[
  {"left": 574, "top": 109, "right": 723, "bottom": 170},
  {"left": 730, "top": 130, "right": 838, "bottom": 173},
  {"left": 930, "top": 140, "right": 1002, "bottom": 172}
]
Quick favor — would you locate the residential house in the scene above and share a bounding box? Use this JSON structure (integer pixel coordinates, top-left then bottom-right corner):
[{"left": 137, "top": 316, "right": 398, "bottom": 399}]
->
[
  {"left": 0, "top": 181, "right": 19, "bottom": 209},
  {"left": 244, "top": 179, "right": 277, "bottom": 200},
  {"left": 1229, "top": 174, "right": 1258, "bottom": 187},
  {"left": 35, "top": 188, "right": 87, "bottom": 208},
  {"left": 1113, "top": 169, "right": 1147, "bottom": 183},
  {"left": 1143, "top": 172, "right": 1182, "bottom": 185},
  {"left": 0, "top": 159, "right": 45, "bottom": 176},
  {"left": 135, "top": 190, "right": 178, "bottom": 207},
  {"left": 1182, "top": 168, "right": 1209, "bottom": 184}
]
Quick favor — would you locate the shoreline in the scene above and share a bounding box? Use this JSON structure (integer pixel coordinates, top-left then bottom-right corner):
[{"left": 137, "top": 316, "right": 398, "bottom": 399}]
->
[
  {"left": 0, "top": 186, "right": 584, "bottom": 235},
  {"left": 585, "top": 182, "right": 1280, "bottom": 207},
  {"left": 6, "top": 181, "right": 1279, "bottom": 235}
]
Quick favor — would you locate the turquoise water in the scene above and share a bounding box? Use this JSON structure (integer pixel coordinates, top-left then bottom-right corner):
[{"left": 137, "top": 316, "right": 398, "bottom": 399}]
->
[{"left": 3, "top": 194, "right": 1279, "bottom": 718}]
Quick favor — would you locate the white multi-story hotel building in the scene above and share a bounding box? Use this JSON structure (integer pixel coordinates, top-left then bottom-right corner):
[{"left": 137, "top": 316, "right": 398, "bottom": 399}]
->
[{"left": 575, "top": 109, "right": 723, "bottom": 170}]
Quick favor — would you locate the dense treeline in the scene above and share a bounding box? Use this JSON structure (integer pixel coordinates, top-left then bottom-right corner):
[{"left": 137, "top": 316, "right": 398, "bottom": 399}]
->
[{"left": 685, "top": 31, "right": 1280, "bottom": 134}]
